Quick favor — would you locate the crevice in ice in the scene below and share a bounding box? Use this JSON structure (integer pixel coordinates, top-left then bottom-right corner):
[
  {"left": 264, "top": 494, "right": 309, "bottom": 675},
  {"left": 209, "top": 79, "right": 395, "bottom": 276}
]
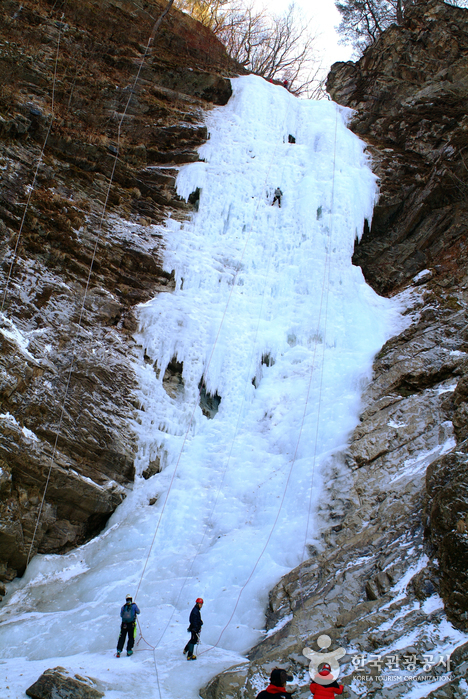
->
[
  {"left": 162, "top": 357, "right": 184, "bottom": 398},
  {"left": 142, "top": 456, "right": 162, "bottom": 480},
  {"left": 252, "top": 354, "right": 275, "bottom": 388},
  {"left": 188, "top": 187, "right": 201, "bottom": 211},
  {"left": 198, "top": 379, "right": 221, "bottom": 419},
  {"left": 262, "top": 353, "right": 274, "bottom": 367}
]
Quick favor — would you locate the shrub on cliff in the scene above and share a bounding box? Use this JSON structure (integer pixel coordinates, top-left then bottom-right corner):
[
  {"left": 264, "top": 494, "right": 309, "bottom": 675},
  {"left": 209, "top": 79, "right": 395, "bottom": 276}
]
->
[{"left": 336, "top": 0, "right": 468, "bottom": 53}]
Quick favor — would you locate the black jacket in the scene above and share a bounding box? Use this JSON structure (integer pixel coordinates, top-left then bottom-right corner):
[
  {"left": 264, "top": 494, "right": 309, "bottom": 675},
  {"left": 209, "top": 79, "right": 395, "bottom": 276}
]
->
[
  {"left": 189, "top": 604, "right": 203, "bottom": 633},
  {"left": 256, "top": 690, "right": 293, "bottom": 699}
]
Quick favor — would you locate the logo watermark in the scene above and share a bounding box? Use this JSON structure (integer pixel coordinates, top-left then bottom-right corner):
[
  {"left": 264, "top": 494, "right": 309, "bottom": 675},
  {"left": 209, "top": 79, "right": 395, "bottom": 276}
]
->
[
  {"left": 351, "top": 652, "right": 451, "bottom": 676},
  {"left": 303, "top": 634, "right": 346, "bottom": 685},
  {"left": 353, "top": 674, "right": 452, "bottom": 683},
  {"left": 302, "top": 635, "right": 452, "bottom": 686}
]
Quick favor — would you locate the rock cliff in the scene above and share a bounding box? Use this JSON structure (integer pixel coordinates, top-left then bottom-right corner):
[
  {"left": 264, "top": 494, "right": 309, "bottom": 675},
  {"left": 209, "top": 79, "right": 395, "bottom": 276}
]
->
[
  {"left": 327, "top": 0, "right": 468, "bottom": 632},
  {"left": 2, "top": 0, "right": 468, "bottom": 696},
  {"left": 0, "top": 0, "right": 241, "bottom": 585},
  {"left": 328, "top": 0, "right": 468, "bottom": 297},
  {"left": 203, "top": 2, "right": 468, "bottom": 698}
]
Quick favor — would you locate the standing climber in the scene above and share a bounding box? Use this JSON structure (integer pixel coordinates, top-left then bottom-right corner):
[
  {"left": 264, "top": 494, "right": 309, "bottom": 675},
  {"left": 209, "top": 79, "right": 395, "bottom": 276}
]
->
[
  {"left": 183, "top": 597, "right": 203, "bottom": 660},
  {"left": 310, "top": 663, "right": 344, "bottom": 697},
  {"left": 272, "top": 187, "right": 283, "bottom": 208},
  {"left": 256, "top": 668, "right": 294, "bottom": 699},
  {"left": 116, "top": 594, "right": 140, "bottom": 657}
]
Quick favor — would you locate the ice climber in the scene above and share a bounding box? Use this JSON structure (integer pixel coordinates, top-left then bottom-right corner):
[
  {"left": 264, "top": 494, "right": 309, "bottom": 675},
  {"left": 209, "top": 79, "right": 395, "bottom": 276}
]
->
[
  {"left": 183, "top": 597, "right": 203, "bottom": 660},
  {"left": 309, "top": 663, "right": 344, "bottom": 698},
  {"left": 272, "top": 187, "right": 283, "bottom": 208},
  {"left": 255, "top": 668, "right": 294, "bottom": 699},
  {"left": 116, "top": 594, "right": 140, "bottom": 657}
]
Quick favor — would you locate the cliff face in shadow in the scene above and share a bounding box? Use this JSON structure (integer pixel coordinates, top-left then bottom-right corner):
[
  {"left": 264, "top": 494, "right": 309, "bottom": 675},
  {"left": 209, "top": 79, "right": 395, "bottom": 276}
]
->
[
  {"left": 327, "top": 0, "right": 468, "bottom": 297},
  {"left": 327, "top": 0, "right": 468, "bottom": 632},
  {"left": 203, "top": 3, "right": 468, "bottom": 699},
  {"left": 0, "top": 0, "right": 242, "bottom": 584}
]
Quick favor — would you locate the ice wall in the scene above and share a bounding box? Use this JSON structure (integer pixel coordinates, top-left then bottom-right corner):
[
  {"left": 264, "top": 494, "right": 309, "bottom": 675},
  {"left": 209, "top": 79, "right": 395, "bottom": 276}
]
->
[{"left": 0, "top": 76, "right": 402, "bottom": 699}]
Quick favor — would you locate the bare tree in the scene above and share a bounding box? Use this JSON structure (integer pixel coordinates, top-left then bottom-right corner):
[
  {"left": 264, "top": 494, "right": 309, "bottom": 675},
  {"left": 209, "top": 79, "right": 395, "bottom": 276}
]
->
[
  {"left": 175, "top": 0, "right": 231, "bottom": 29},
  {"left": 175, "top": 0, "right": 323, "bottom": 96},
  {"left": 335, "top": 0, "right": 468, "bottom": 53}
]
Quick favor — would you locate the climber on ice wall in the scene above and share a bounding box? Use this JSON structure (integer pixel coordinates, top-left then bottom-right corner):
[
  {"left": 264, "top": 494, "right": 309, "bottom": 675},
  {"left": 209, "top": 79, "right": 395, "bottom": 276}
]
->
[
  {"left": 272, "top": 187, "right": 283, "bottom": 208},
  {"left": 183, "top": 598, "right": 203, "bottom": 660},
  {"left": 116, "top": 594, "right": 140, "bottom": 657}
]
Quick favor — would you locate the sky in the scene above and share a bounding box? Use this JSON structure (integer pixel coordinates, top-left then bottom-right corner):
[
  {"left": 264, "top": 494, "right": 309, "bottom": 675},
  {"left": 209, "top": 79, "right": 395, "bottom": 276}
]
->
[{"left": 261, "top": 0, "right": 354, "bottom": 75}]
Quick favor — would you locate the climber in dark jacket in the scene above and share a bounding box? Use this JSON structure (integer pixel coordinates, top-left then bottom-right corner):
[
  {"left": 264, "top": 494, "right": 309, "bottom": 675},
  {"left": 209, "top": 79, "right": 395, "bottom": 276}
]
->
[
  {"left": 116, "top": 594, "right": 140, "bottom": 657},
  {"left": 310, "top": 664, "right": 344, "bottom": 698},
  {"left": 183, "top": 598, "right": 203, "bottom": 660},
  {"left": 256, "top": 668, "right": 294, "bottom": 699},
  {"left": 272, "top": 187, "right": 283, "bottom": 208}
]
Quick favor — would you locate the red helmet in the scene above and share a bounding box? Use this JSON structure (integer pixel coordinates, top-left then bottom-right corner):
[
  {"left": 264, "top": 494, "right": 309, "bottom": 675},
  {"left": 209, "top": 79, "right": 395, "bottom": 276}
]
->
[
  {"left": 196, "top": 598, "right": 204, "bottom": 604},
  {"left": 321, "top": 663, "right": 331, "bottom": 672}
]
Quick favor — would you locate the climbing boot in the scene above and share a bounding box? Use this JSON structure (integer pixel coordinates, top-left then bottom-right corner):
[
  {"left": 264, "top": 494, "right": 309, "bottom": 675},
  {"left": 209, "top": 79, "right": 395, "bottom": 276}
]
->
[{"left": 127, "top": 650, "right": 133, "bottom": 656}]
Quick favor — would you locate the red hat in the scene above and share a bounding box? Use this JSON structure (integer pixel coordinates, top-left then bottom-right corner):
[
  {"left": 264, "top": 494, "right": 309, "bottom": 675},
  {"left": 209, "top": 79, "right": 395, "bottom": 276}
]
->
[{"left": 196, "top": 598, "right": 204, "bottom": 604}]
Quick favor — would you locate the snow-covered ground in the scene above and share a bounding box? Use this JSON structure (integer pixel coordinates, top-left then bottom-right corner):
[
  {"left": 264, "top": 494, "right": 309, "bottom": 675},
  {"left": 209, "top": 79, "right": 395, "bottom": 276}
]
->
[{"left": 0, "top": 76, "right": 405, "bottom": 698}]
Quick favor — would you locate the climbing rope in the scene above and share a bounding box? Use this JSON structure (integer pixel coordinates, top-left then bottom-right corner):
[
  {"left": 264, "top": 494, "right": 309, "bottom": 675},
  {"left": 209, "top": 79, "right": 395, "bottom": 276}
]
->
[
  {"left": 25, "top": 0, "right": 178, "bottom": 566},
  {"left": 290, "top": 108, "right": 340, "bottom": 627},
  {"left": 300, "top": 108, "right": 340, "bottom": 566},
  {"left": 132, "top": 97, "right": 342, "bottom": 674},
  {"left": 132, "top": 96, "right": 293, "bottom": 606},
  {"left": 135, "top": 148, "right": 284, "bottom": 660},
  {"left": 198, "top": 105, "right": 341, "bottom": 655},
  {"left": 1, "top": 13, "right": 64, "bottom": 314}
]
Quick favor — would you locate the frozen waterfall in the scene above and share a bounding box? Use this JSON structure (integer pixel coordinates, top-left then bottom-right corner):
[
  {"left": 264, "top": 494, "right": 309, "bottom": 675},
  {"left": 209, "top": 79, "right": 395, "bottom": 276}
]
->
[{"left": 0, "top": 75, "right": 402, "bottom": 699}]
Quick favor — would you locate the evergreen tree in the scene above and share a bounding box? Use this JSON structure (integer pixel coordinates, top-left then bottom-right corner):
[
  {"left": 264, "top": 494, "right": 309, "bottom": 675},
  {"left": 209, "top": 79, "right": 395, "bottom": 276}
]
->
[{"left": 335, "top": 0, "right": 468, "bottom": 53}]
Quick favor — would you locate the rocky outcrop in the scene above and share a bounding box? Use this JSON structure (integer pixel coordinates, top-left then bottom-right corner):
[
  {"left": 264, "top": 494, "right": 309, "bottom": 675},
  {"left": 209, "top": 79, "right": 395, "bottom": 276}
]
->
[
  {"left": 327, "top": 0, "right": 468, "bottom": 297},
  {"left": 26, "top": 667, "right": 103, "bottom": 699},
  {"left": 326, "top": 0, "right": 468, "bottom": 631},
  {"left": 202, "top": 284, "right": 468, "bottom": 699},
  {"left": 425, "top": 441, "right": 468, "bottom": 624},
  {"left": 203, "top": 3, "right": 468, "bottom": 698},
  {"left": 0, "top": 0, "right": 242, "bottom": 581}
]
